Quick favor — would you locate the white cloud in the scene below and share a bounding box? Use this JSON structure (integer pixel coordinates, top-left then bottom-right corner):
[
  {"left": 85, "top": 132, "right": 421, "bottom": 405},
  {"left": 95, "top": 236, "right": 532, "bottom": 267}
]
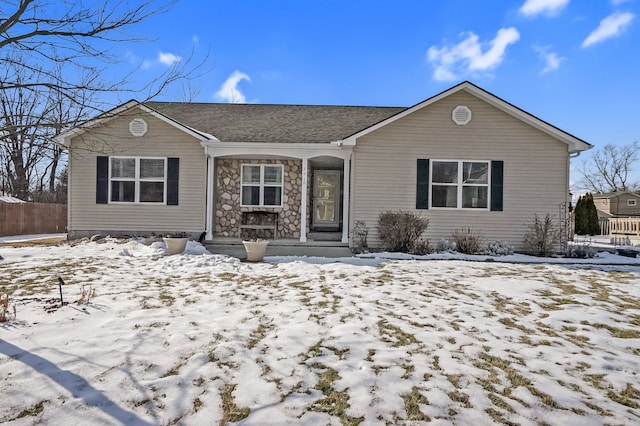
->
[
  {"left": 519, "top": 0, "right": 570, "bottom": 17},
  {"left": 158, "top": 51, "right": 182, "bottom": 66},
  {"left": 582, "top": 12, "right": 635, "bottom": 47},
  {"left": 611, "top": 0, "right": 630, "bottom": 5},
  {"left": 427, "top": 28, "right": 520, "bottom": 81},
  {"left": 215, "top": 70, "right": 251, "bottom": 103},
  {"left": 534, "top": 46, "right": 566, "bottom": 73}
]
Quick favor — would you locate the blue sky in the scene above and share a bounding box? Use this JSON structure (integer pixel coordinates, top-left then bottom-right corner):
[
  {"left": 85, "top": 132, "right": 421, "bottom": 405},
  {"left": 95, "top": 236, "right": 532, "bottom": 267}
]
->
[{"left": 117, "top": 0, "right": 639, "bottom": 187}]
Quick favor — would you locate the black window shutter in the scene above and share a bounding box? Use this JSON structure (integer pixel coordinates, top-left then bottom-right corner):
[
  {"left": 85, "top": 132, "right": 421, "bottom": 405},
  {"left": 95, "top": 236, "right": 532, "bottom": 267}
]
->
[
  {"left": 416, "top": 159, "right": 430, "bottom": 209},
  {"left": 491, "top": 160, "right": 503, "bottom": 211},
  {"left": 96, "top": 156, "right": 109, "bottom": 204},
  {"left": 167, "top": 158, "right": 179, "bottom": 205}
]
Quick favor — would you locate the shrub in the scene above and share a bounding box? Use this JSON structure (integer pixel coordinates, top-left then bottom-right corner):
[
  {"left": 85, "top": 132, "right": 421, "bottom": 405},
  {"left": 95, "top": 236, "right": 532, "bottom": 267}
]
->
[
  {"left": 523, "top": 213, "right": 562, "bottom": 257},
  {"left": 352, "top": 220, "right": 369, "bottom": 253},
  {"left": 565, "top": 243, "right": 597, "bottom": 259},
  {"left": 410, "top": 238, "right": 432, "bottom": 255},
  {"left": 436, "top": 239, "right": 456, "bottom": 253},
  {"left": 377, "top": 211, "right": 429, "bottom": 252},
  {"left": 482, "top": 241, "right": 514, "bottom": 256},
  {"left": 452, "top": 227, "right": 484, "bottom": 254}
]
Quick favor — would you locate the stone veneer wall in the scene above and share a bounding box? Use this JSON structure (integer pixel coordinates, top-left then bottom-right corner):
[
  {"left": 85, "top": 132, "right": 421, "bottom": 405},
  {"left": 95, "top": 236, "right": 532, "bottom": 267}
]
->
[{"left": 215, "top": 158, "right": 303, "bottom": 239}]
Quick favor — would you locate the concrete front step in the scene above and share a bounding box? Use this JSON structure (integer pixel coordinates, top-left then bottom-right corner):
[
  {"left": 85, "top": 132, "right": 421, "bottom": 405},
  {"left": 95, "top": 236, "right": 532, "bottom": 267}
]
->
[
  {"left": 204, "top": 240, "right": 353, "bottom": 259},
  {"left": 307, "top": 231, "right": 342, "bottom": 241}
]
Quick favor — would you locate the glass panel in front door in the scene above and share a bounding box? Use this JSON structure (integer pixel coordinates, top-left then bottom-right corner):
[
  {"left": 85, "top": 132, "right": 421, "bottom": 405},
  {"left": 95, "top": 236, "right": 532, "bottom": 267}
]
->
[{"left": 314, "top": 170, "right": 339, "bottom": 227}]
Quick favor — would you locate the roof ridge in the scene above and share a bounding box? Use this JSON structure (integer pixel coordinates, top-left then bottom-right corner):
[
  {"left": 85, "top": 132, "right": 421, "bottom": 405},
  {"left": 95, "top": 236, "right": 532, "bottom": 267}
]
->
[{"left": 146, "top": 101, "right": 407, "bottom": 109}]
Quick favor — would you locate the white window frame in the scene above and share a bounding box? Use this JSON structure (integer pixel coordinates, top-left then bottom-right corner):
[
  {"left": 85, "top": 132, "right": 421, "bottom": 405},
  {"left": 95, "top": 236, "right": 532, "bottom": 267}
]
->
[
  {"left": 240, "top": 163, "right": 284, "bottom": 207},
  {"left": 109, "top": 157, "right": 167, "bottom": 204},
  {"left": 429, "top": 159, "right": 491, "bottom": 210},
  {"left": 628, "top": 199, "right": 637, "bottom": 207}
]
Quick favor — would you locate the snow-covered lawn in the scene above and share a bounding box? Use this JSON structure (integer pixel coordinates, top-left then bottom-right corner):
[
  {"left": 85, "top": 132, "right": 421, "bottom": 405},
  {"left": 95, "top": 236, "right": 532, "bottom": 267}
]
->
[{"left": 1, "top": 239, "right": 639, "bottom": 425}]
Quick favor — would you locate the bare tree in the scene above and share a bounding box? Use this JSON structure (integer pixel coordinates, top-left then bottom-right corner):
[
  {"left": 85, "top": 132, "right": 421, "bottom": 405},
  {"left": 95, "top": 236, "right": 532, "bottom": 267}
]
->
[
  {"left": 0, "top": 0, "right": 207, "bottom": 200},
  {"left": 0, "top": 1, "right": 196, "bottom": 102},
  {"left": 577, "top": 142, "right": 639, "bottom": 194},
  {"left": 0, "top": 60, "right": 48, "bottom": 199},
  {"left": 0, "top": 57, "right": 88, "bottom": 200}
]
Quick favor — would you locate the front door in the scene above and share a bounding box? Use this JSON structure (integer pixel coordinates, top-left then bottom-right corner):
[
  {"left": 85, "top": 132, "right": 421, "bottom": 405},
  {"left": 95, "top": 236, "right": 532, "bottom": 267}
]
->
[{"left": 312, "top": 170, "right": 340, "bottom": 230}]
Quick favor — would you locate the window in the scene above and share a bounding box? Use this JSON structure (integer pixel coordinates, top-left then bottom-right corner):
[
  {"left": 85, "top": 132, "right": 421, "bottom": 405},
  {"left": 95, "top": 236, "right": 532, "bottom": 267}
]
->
[
  {"left": 241, "top": 164, "right": 283, "bottom": 207},
  {"left": 110, "top": 157, "right": 166, "bottom": 203},
  {"left": 431, "top": 160, "right": 489, "bottom": 209},
  {"left": 629, "top": 199, "right": 637, "bottom": 207}
]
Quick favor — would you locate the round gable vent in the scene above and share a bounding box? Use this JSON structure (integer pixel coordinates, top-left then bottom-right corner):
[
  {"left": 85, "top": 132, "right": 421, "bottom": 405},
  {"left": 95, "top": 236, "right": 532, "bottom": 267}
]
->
[
  {"left": 129, "top": 118, "right": 148, "bottom": 137},
  {"left": 452, "top": 105, "right": 472, "bottom": 126}
]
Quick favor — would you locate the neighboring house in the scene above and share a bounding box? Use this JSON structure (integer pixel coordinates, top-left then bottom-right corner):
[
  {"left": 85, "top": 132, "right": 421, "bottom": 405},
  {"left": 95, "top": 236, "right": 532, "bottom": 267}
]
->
[
  {"left": 55, "top": 81, "right": 592, "bottom": 251},
  {"left": 593, "top": 191, "right": 640, "bottom": 218}
]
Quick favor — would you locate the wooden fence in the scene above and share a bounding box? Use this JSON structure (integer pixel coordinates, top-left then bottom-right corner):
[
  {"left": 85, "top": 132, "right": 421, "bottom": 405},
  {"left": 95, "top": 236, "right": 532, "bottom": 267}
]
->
[{"left": 0, "top": 203, "right": 67, "bottom": 237}]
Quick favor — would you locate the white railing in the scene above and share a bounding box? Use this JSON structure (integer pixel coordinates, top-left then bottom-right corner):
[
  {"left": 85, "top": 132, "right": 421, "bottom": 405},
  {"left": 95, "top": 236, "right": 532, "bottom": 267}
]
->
[
  {"left": 599, "top": 218, "right": 609, "bottom": 235},
  {"left": 609, "top": 217, "right": 640, "bottom": 236}
]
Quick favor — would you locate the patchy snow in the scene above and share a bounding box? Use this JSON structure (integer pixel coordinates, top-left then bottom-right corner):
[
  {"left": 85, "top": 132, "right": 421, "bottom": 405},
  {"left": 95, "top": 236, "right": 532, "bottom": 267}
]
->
[{"left": 1, "top": 238, "right": 639, "bottom": 425}]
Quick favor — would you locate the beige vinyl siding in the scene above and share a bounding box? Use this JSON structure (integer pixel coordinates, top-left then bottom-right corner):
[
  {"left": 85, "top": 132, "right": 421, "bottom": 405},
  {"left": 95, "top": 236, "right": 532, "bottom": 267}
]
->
[
  {"left": 351, "top": 91, "right": 570, "bottom": 250},
  {"left": 593, "top": 197, "right": 612, "bottom": 216},
  {"left": 617, "top": 194, "right": 640, "bottom": 216},
  {"left": 68, "top": 108, "right": 206, "bottom": 236}
]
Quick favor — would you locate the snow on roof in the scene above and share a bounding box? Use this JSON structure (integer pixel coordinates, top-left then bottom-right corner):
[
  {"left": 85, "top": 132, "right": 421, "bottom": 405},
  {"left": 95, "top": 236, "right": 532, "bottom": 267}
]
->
[{"left": 0, "top": 194, "right": 26, "bottom": 203}]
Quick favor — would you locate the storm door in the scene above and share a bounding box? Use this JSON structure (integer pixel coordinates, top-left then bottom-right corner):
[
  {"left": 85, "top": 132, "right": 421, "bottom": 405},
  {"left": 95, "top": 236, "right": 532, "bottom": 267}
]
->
[{"left": 312, "top": 170, "right": 340, "bottom": 229}]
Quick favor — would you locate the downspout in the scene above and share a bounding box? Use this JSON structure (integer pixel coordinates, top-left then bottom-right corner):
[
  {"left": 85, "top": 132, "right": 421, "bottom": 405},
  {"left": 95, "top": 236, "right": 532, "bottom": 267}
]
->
[{"left": 65, "top": 137, "right": 72, "bottom": 239}]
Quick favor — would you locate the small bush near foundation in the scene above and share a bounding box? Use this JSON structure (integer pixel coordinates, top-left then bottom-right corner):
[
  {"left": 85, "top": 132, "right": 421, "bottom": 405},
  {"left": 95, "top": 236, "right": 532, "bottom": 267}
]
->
[
  {"left": 410, "top": 238, "right": 432, "bottom": 255},
  {"left": 436, "top": 239, "right": 456, "bottom": 253},
  {"left": 482, "top": 241, "right": 514, "bottom": 256},
  {"left": 377, "top": 211, "right": 429, "bottom": 253},
  {"left": 523, "top": 213, "right": 562, "bottom": 257},
  {"left": 352, "top": 220, "right": 369, "bottom": 253},
  {"left": 565, "top": 243, "right": 597, "bottom": 259},
  {"left": 452, "top": 227, "right": 483, "bottom": 254}
]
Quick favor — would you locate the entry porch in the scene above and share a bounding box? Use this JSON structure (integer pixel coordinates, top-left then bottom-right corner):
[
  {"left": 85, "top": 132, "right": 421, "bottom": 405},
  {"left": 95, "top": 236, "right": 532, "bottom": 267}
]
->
[{"left": 203, "top": 141, "right": 353, "bottom": 247}]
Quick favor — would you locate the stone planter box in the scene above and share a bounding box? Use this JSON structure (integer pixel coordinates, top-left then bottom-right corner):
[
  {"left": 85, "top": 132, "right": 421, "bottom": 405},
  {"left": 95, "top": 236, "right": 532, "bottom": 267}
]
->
[
  {"left": 242, "top": 240, "right": 269, "bottom": 262},
  {"left": 164, "top": 237, "right": 188, "bottom": 255}
]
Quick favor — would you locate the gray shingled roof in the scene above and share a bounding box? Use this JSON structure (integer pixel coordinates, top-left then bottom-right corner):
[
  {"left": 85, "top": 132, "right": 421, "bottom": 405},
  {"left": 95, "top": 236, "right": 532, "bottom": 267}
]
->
[{"left": 146, "top": 102, "right": 406, "bottom": 143}]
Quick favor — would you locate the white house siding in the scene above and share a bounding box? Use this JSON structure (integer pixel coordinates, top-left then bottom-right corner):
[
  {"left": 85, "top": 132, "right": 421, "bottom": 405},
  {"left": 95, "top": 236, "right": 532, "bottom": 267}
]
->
[
  {"left": 351, "top": 91, "right": 569, "bottom": 250},
  {"left": 68, "top": 108, "right": 206, "bottom": 237}
]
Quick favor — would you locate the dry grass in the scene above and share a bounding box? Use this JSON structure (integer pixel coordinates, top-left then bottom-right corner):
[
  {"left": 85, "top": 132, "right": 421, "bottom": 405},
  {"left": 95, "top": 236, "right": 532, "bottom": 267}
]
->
[
  {"left": 9, "top": 400, "right": 46, "bottom": 421},
  {"left": 0, "top": 293, "right": 17, "bottom": 322},
  {"left": 310, "top": 365, "right": 364, "bottom": 425},
  {"left": 401, "top": 386, "right": 431, "bottom": 421},
  {"left": 377, "top": 319, "right": 418, "bottom": 347},
  {"left": 607, "top": 383, "right": 640, "bottom": 409},
  {"left": 219, "top": 384, "right": 250, "bottom": 425},
  {"left": 76, "top": 285, "right": 96, "bottom": 305},
  {"left": 0, "top": 237, "right": 66, "bottom": 248}
]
